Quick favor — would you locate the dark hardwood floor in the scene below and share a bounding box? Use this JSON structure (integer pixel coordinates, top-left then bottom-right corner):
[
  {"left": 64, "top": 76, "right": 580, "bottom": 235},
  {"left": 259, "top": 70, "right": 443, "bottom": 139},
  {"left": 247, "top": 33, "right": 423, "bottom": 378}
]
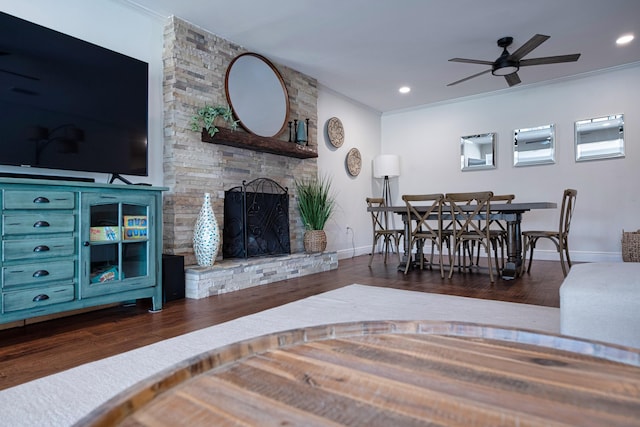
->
[{"left": 0, "top": 254, "right": 565, "bottom": 391}]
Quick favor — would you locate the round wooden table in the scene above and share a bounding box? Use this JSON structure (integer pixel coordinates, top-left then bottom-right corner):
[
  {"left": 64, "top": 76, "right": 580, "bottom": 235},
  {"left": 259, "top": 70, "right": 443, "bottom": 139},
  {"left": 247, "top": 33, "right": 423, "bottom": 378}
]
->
[{"left": 77, "top": 320, "right": 640, "bottom": 426}]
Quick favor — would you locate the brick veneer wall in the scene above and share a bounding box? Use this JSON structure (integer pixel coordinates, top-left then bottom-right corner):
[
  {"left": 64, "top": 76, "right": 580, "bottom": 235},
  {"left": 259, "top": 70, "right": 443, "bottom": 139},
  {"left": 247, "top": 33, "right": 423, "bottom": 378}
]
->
[{"left": 162, "top": 17, "right": 318, "bottom": 265}]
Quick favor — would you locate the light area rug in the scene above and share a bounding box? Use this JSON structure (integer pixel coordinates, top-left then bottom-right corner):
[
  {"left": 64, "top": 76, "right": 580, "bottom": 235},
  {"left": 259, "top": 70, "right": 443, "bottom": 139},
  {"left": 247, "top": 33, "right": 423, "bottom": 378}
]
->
[{"left": 0, "top": 284, "right": 559, "bottom": 427}]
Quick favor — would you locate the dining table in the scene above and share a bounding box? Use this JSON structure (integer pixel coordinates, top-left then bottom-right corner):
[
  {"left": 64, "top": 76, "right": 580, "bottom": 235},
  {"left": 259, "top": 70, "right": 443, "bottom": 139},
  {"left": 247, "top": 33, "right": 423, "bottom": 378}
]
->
[
  {"left": 77, "top": 320, "right": 640, "bottom": 426},
  {"left": 368, "top": 201, "right": 557, "bottom": 279}
]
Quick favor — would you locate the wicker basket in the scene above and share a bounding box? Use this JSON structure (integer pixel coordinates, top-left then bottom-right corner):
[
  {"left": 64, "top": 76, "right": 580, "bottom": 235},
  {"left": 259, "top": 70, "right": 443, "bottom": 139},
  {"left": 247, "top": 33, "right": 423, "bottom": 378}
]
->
[
  {"left": 622, "top": 229, "right": 640, "bottom": 262},
  {"left": 303, "top": 230, "right": 327, "bottom": 254}
]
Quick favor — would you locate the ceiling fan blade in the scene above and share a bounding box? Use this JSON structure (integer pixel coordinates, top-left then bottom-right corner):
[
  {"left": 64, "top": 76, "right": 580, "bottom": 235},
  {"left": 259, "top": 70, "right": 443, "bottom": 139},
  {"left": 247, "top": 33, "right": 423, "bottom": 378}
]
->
[
  {"left": 447, "top": 69, "right": 491, "bottom": 86},
  {"left": 509, "top": 34, "right": 550, "bottom": 61},
  {"left": 520, "top": 53, "right": 581, "bottom": 66},
  {"left": 449, "top": 58, "right": 494, "bottom": 66},
  {"left": 504, "top": 72, "right": 521, "bottom": 87}
]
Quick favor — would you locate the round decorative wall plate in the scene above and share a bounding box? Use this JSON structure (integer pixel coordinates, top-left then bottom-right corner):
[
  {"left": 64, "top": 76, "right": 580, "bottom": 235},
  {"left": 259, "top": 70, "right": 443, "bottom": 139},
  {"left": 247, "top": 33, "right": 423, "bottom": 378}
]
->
[
  {"left": 346, "top": 148, "right": 362, "bottom": 176},
  {"left": 327, "top": 117, "right": 344, "bottom": 148}
]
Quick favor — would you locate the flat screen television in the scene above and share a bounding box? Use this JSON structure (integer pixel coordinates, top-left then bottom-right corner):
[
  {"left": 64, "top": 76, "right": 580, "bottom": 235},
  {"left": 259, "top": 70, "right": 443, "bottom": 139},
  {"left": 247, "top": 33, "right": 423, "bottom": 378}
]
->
[{"left": 0, "top": 11, "right": 148, "bottom": 178}]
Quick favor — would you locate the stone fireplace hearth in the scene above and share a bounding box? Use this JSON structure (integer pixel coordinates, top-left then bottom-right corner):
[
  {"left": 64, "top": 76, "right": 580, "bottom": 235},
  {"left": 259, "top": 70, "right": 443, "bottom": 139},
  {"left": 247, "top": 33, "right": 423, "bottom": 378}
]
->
[{"left": 185, "top": 252, "right": 337, "bottom": 299}]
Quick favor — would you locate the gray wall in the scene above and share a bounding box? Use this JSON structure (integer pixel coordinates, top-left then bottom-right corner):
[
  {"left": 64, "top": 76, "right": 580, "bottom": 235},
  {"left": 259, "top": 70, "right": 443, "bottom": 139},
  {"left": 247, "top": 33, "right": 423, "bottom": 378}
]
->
[{"left": 319, "top": 65, "right": 639, "bottom": 263}]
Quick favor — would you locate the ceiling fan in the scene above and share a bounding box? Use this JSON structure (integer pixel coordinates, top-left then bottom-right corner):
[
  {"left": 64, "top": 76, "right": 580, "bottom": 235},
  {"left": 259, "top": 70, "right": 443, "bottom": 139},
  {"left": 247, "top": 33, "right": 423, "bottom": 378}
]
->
[{"left": 447, "top": 34, "right": 580, "bottom": 87}]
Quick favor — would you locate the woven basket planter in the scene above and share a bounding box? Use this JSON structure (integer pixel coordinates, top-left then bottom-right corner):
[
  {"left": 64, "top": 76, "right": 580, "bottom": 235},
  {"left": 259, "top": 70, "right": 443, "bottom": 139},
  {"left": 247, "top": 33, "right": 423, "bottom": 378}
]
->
[
  {"left": 303, "top": 230, "right": 327, "bottom": 254},
  {"left": 622, "top": 229, "right": 640, "bottom": 262}
]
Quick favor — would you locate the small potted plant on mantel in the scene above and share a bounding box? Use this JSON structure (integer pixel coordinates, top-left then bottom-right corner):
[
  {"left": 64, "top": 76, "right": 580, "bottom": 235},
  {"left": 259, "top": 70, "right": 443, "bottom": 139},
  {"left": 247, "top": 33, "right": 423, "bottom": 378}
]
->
[
  {"left": 190, "top": 104, "right": 239, "bottom": 137},
  {"left": 294, "top": 174, "right": 336, "bottom": 253}
]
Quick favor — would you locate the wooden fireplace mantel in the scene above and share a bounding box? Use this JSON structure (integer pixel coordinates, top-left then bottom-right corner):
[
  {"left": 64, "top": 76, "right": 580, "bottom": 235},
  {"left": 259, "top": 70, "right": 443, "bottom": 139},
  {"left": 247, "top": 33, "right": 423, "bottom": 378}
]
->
[{"left": 201, "top": 127, "right": 318, "bottom": 159}]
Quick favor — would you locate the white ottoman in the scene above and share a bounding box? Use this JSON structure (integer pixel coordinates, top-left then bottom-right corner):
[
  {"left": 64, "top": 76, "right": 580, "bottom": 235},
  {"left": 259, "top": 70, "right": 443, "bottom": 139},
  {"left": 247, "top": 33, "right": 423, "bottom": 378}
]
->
[{"left": 560, "top": 262, "right": 640, "bottom": 349}]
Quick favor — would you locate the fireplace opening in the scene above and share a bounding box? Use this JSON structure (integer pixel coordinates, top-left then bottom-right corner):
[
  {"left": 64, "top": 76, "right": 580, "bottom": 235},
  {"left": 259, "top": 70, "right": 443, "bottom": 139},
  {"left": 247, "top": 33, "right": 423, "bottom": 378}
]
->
[{"left": 223, "top": 178, "right": 291, "bottom": 259}]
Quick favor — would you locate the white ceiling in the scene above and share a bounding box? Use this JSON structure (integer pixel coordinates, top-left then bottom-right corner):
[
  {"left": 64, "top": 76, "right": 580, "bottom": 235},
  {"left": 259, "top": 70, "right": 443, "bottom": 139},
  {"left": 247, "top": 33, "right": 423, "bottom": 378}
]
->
[{"left": 125, "top": 0, "right": 640, "bottom": 113}]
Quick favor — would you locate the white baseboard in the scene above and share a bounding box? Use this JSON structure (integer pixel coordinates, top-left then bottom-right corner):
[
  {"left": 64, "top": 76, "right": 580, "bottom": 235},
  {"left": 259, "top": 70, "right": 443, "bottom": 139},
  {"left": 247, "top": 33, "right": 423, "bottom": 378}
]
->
[
  {"left": 527, "top": 249, "right": 622, "bottom": 263},
  {"left": 337, "top": 245, "right": 371, "bottom": 260},
  {"left": 343, "top": 246, "right": 624, "bottom": 264}
]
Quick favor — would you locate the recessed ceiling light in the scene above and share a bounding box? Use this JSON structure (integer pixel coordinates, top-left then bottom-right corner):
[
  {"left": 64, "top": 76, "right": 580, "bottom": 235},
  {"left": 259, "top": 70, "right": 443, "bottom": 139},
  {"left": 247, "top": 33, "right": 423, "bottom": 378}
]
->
[
  {"left": 616, "top": 34, "right": 634, "bottom": 45},
  {"left": 398, "top": 86, "right": 411, "bottom": 94}
]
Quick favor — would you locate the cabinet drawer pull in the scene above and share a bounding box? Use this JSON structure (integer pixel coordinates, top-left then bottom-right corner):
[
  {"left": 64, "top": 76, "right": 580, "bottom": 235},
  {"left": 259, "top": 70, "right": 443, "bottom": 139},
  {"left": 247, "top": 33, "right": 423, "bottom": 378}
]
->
[
  {"left": 33, "top": 196, "right": 50, "bottom": 204},
  {"left": 32, "top": 294, "right": 50, "bottom": 302},
  {"left": 33, "top": 245, "right": 50, "bottom": 252},
  {"left": 33, "top": 220, "right": 50, "bottom": 228},
  {"left": 33, "top": 270, "right": 50, "bottom": 278}
]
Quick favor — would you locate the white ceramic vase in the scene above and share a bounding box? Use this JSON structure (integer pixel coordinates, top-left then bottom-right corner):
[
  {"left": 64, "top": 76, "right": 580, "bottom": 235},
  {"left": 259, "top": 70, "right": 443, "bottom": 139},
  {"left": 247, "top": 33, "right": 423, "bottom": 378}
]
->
[{"left": 193, "top": 193, "right": 220, "bottom": 266}]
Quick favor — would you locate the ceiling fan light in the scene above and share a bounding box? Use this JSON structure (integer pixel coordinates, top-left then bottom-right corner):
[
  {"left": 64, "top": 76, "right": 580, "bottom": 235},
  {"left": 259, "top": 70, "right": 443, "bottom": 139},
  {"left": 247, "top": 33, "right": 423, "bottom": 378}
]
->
[{"left": 492, "top": 58, "right": 519, "bottom": 76}]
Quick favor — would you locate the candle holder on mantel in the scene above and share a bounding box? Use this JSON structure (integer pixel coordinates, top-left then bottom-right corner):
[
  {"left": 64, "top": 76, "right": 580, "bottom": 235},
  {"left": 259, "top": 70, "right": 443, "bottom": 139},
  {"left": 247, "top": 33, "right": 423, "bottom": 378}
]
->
[{"left": 294, "top": 118, "right": 309, "bottom": 146}]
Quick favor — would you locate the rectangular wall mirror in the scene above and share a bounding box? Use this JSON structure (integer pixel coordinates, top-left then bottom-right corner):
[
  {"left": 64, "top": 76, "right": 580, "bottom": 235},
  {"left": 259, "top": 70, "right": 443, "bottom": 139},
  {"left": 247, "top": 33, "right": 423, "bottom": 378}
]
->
[
  {"left": 575, "top": 114, "right": 624, "bottom": 162},
  {"left": 513, "top": 124, "right": 555, "bottom": 167},
  {"left": 460, "top": 133, "right": 495, "bottom": 171}
]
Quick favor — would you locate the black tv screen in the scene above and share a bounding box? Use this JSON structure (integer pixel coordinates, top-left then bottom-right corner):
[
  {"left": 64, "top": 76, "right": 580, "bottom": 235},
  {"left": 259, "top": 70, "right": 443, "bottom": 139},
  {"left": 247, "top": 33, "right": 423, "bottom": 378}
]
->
[{"left": 0, "top": 12, "right": 148, "bottom": 177}]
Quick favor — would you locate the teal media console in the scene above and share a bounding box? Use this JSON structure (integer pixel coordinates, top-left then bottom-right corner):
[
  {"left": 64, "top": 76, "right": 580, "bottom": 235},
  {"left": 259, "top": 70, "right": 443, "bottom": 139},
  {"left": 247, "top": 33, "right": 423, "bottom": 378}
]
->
[{"left": 0, "top": 177, "right": 166, "bottom": 325}]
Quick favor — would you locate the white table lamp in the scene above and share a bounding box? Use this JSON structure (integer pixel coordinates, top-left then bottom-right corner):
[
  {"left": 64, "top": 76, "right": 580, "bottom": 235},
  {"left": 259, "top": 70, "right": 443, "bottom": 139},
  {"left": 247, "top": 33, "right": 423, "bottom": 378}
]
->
[{"left": 373, "top": 154, "right": 400, "bottom": 206}]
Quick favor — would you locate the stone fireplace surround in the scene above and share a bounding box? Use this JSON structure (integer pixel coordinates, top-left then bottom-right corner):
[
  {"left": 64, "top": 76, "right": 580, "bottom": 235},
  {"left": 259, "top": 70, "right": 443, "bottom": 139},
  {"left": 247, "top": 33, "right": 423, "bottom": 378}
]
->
[{"left": 161, "top": 17, "right": 336, "bottom": 297}]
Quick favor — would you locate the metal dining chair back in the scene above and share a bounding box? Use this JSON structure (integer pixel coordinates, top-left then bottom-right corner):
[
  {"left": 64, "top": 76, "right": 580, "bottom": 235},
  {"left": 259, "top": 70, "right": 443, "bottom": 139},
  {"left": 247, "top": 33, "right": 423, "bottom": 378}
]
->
[
  {"left": 445, "top": 191, "right": 496, "bottom": 283},
  {"left": 402, "top": 194, "right": 447, "bottom": 277},
  {"left": 522, "top": 189, "right": 577, "bottom": 277}
]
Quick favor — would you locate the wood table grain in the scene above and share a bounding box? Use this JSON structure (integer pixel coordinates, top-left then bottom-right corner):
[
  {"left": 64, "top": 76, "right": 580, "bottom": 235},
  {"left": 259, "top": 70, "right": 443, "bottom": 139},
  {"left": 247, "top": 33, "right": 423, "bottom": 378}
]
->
[{"left": 77, "top": 321, "right": 640, "bottom": 426}]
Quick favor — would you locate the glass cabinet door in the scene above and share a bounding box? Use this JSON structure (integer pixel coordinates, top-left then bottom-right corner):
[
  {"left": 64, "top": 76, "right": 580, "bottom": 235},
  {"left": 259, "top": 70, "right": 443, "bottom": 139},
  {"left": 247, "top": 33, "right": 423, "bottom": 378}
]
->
[{"left": 81, "top": 193, "right": 155, "bottom": 298}]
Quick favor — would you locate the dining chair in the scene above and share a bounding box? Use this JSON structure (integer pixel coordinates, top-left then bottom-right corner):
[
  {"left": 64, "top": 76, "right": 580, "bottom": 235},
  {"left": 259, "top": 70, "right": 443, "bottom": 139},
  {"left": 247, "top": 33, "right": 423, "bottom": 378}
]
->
[
  {"left": 444, "top": 195, "right": 482, "bottom": 271},
  {"left": 366, "top": 197, "right": 404, "bottom": 267},
  {"left": 445, "top": 191, "right": 498, "bottom": 283},
  {"left": 521, "top": 189, "right": 578, "bottom": 277},
  {"left": 473, "top": 194, "right": 515, "bottom": 269},
  {"left": 401, "top": 194, "right": 447, "bottom": 277}
]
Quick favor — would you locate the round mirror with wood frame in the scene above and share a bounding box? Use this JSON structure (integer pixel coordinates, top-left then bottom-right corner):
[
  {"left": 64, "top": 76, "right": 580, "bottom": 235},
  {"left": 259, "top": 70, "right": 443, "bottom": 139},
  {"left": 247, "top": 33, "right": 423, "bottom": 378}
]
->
[{"left": 225, "top": 52, "right": 290, "bottom": 138}]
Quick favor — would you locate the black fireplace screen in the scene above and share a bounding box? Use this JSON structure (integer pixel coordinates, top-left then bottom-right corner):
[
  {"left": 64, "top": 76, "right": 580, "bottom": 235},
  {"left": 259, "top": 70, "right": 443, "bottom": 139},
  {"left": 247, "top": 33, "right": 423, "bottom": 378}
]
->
[{"left": 223, "top": 178, "right": 291, "bottom": 259}]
